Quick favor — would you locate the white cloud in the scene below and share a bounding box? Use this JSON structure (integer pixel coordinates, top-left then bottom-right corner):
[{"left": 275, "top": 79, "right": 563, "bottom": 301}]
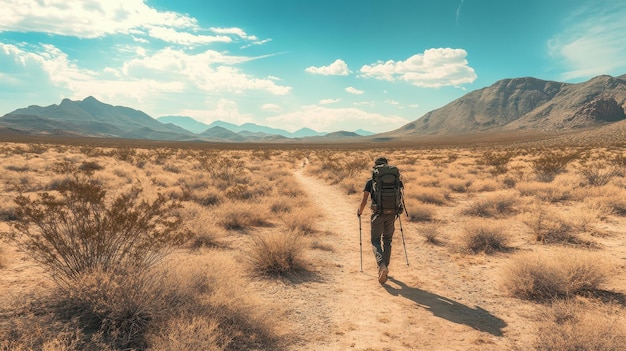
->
[
  {"left": 0, "top": 0, "right": 198, "bottom": 39},
  {"left": 360, "top": 48, "right": 477, "bottom": 87},
  {"left": 548, "top": 2, "right": 626, "bottom": 81},
  {"left": 320, "top": 98, "right": 341, "bottom": 105},
  {"left": 385, "top": 99, "right": 399, "bottom": 105},
  {"left": 210, "top": 27, "right": 257, "bottom": 41},
  {"left": 267, "top": 105, "right": 409, "bottom": 133},
  {"left": 121, "top": 47, "right": 291, "bottom": 95},
  {"left": 345, "top": 87, "right": 364, "bottom": 95},
  {"left": 0, "top": 0, "right": 268, "bottom": 47},
  {"left": 148, "top": 27, "right": 231, "bottom": 45},
  {"left": 305, "top": 59, "right": 350, "bottom": 76},
  {"left": 261, "top": 103, "right": 282, "bottom": 111}
]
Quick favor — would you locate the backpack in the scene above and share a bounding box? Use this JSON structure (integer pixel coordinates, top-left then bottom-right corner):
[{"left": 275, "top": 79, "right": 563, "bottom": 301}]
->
[{"left": 371, "top": 164, "right": 404, "bottom": 215}]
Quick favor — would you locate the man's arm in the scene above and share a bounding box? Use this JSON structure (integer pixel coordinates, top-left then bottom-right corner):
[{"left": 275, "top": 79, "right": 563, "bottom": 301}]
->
[{"left": 357, "top": 191, "right": 369, "bottom": 216}]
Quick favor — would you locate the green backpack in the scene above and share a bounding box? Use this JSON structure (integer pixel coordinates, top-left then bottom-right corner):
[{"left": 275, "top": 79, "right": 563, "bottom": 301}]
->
[{"left": 371, "top": 164, "right": 404, "bottom": 215}]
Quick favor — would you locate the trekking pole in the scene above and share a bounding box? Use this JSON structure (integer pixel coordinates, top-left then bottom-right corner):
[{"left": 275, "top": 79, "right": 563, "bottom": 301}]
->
[
  {"left": 358, "top": 211, "right": 363, "bottom": 272},
  {"left": 398, "top": 215, "right": 409, "bottom": 267}
]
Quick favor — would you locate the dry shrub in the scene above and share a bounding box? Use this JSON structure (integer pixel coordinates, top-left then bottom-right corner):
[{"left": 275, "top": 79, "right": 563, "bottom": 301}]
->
[
  {"left": 149, "top": 317, "right": 222, "bottom": 351},
  {"left": 249, "top": 231, "right": 307, "bottom": 276},
  {"left": 3, "top": 175, "right": 191, "bottom": 286},
  {"left": 215, "top": 201, "right": 271, "bottom": 230},
  {"left": 460, "top": 220, "right": 509, "bottom": 254},
  {"left": 468, "top": 178, "right": 499, "bottom": 192},
  {"left": 418, "top": 223, "right": 444, "bottom": 245},
  {"left": 479, "top": 151, "right": 514, "bottom": 176},
  {"left": 520, "top": 205, "right": 581, "bottom": 244},
  {"left": 502, "top": 249, "right": 610, "bottom": 300},
  {"left": 408, "top": 186, "right": 449, "bottom": 205},
  {"left": 442, "top": 178, "right": 471, "bottom": 193},
  {"left": 603, "top": 192, "right": 626, "bottom": 216},
  {"left": 269, "top": 195, "right": 296, "bottom": 214},
  {"left": 532, "top": 151, "right": 578, "bottom": 182},
  {"left": 190, "top": 186, "right": 223, "bottom": 207},
  {"left": 535, "top": 300, "right": 626, "bottom": 351},
  {"left": 517, "top": 181, "right": 572, "bottom": 202},
  {"left": 578, "top": 161, "right": 622, "bottom": 186},
  {"left": 404, "top": 198, "right": 437, "bottom": 222},
  {"left": 181, "top": 203, "right": 224, "bottom": 248},
  {"left": 282, "top": 207, "right": 317, "bottom": 234},
  {"left": 462, "top": 191, "right": 518, "bottom": 218}
]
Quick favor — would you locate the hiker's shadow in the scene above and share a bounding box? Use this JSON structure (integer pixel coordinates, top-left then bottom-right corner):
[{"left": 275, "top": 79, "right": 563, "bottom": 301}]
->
[{"left": 384, "top": 277, "right": 506, "bottom": 337}]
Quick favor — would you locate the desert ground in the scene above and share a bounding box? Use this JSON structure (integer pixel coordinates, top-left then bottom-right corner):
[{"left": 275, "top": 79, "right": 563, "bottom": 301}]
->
[{"left": 1, "top": 138, "right": 625, "bottom": 350}]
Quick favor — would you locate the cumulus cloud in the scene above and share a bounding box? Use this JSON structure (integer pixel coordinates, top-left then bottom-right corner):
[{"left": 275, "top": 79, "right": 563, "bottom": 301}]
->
[
  {"left": 548, "top": 2, "right": 626, "bottom": 81},
  {"left": 345, "top": 87, "right": 364, "bottom": 95},
  {"left": 320, "top": 98, "right": 341, "bottom": 105},
  {"left": 0, "top": 0, "right": 266, "bottom": 47},
  {"left": 267, "top": 105, "right": 409, "bottom": 133},
  {"left": 360, "top": 48, "right": 477, "bottom": 88},
  {"left": 0, "top": 0, "right": 197, "bottom": 38},
  {"left": 305, "top": 59, "right": 350, "bottom": 76}
]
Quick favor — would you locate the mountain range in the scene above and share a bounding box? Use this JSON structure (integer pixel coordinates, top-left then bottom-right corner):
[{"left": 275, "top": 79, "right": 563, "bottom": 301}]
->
[
  {"left": 387, "top": 74, "right": 626, "bottom": 137},
  {"left": 1, "top": 73, "right": 625, "bottom": 143},
  {"left": 156, "top": 116, "right": 338, "bottom": 138}
]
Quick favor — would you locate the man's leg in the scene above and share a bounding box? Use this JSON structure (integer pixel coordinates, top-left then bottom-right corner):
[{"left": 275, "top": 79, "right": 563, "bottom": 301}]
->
[
  {"left": 370, "top": 215, "right": 384, "bottom": 267},
  {"left": 382, "top": 214, "right": 395, "bottom": 267}
]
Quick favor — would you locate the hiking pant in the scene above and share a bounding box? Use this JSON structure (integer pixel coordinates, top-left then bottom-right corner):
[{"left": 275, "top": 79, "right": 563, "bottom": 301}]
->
[{"left": 371, "top": 213, "right": 395, "bottom": 268}]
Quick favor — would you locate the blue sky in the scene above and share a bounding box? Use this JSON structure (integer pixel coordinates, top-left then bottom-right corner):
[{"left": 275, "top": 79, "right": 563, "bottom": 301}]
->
[{"left": 1, "top": 0, "right": 625, "bottom": 133}]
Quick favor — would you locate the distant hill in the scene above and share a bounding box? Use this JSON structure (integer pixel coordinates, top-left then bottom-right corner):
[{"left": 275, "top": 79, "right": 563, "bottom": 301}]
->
[
  {"left": 387, "top": 74, "right": 626, "bottom": 137},
  {"left": 0, "top": 97, "right": 194, "bottom": 140},
  {"left": 158, "top": 116, "right": 327, "bottom": 138},
  {"left": 157, "top": 116, "right": 210, "bottom": 134}
]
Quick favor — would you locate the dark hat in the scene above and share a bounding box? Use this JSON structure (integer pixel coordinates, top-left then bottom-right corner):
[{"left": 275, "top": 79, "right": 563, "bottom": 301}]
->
[{"left": 374, "top": 157, "right": 388, "bottom": 165}]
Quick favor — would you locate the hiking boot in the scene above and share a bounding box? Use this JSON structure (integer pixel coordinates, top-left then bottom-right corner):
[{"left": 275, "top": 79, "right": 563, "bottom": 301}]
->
[{"left": 378, "top": 263, "right": 389, "bottom": 284}]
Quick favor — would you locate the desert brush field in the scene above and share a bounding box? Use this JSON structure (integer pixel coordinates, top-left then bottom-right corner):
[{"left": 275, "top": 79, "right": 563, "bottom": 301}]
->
[{"left": 1, "top": 137, "right": 626, "bottom": 350}]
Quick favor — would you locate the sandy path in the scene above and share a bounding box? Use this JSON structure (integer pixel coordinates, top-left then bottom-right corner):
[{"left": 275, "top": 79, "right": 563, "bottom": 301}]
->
[{"left": 289, "top": 169, "right": 529, "bottom": 351}]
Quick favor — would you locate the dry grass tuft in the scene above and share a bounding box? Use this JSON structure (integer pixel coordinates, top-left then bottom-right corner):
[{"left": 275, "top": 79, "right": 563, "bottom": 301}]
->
[
  {"left": 249, "top": 231, "right": 307, "bottom": 276},
  {"left": 520, "top": 205, "right": 584, "bottom": 245},
  {"left": 462, "top": 191, "right": 518, "bottom": 218},
  {"left": 408, "top": 186, "right": 449, "bottom": 206},
  {"left": 502, "top": 249, "right": 610, "bottom": 301},
  {"left": 215, "top": 201, "right": 271, "bottom": 230},
  {"left": 417, "top": 223, "right": 445, "bottom": 245},
  {"left": 460, "top": 220, "right": 510, "bottom": 254},
  {"left": 534, "top": 300, "right": 626, "bottom": 351},
  {"left": 282, "top": 206, "right": 317, "bottom": 234},
  {"left": 405, "top": 198, "right": 437, "bottom": 222}
]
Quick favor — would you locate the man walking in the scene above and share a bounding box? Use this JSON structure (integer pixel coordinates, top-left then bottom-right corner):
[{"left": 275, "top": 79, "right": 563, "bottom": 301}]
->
[{"left": 357, "top": 157, "right": 403, "bottom": 284}]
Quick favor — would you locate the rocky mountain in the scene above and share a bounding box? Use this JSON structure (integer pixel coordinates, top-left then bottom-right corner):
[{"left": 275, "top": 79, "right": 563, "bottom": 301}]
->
[
  {"left": 0, "top": 97, "right": 194, "bottom": 140},
  {"left": 389, "top": 74, "right": 626, "bottom": 136}
]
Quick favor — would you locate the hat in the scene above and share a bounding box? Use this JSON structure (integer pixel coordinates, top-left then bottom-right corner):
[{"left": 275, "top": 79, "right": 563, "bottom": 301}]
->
[{"left": 374, "top": 157, "right": 388, "bottom": 165}]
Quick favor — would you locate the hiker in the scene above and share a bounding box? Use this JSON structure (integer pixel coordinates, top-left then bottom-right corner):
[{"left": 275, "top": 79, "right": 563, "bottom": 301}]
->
[{"left": 357, "top": 157, "right": 404, "bottom": 284}]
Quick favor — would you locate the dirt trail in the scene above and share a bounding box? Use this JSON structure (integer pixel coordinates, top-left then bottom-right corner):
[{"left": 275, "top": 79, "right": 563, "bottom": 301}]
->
[{"left": 288, "top": 169, "right": 530, "bottom": 351}]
